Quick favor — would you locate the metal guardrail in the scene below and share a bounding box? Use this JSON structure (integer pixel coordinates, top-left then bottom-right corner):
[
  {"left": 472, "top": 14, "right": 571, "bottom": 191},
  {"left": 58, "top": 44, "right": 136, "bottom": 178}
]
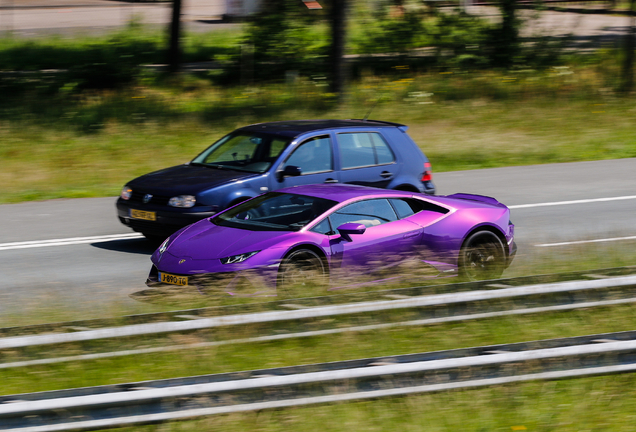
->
[
  {"left": 2, "top": 268, "right": 636, "bottom": 369},
  {"left": 3, "top": 330, "right": 636, "bottom": 431},
  {"left": 2, "top": 274, "right": 636, "bottom": 350},
  {"left": 3, "top": 266, "right": 636, "bottom": 338}
]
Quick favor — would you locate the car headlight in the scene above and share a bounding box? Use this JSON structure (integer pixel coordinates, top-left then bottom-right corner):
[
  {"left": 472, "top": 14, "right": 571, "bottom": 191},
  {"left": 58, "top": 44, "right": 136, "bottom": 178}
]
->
[
  {"left": 220, "top": 251, "right": 260, "bottom": 264},
  {"left": 169, "top": 195, "right": 196, "bottom": 208},
  {"left": 159, "top": 238, "right": 170, "bottom": 254},
  {"left": 121, "top": 186, "right": 133, "bottom": 200}
]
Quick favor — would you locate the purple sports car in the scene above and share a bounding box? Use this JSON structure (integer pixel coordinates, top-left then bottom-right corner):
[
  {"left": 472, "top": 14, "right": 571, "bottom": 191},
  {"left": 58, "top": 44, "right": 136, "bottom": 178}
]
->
[{"left": 147, "top": 184, "right": 516, "bottom": 295}]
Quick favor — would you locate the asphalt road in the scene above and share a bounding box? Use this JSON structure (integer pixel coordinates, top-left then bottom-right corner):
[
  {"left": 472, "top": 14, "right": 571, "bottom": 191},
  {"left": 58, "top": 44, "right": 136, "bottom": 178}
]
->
[
  {"left": 0, "top": 0, "right": 230, "bottom": 37},
  {"left": 1, "top": 158, "right": 636, "bottom": 321}
]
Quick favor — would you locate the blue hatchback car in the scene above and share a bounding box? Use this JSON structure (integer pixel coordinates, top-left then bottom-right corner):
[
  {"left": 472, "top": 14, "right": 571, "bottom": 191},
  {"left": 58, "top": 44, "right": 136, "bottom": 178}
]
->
[{"left": 116, "top": 119, "right": 435, "bottom": 240}]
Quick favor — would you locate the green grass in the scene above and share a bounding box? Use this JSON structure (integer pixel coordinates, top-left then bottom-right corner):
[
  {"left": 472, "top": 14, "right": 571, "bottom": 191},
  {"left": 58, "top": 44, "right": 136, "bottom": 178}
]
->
[
  {"left": 3, "top": 301, "right": 636, "bottom": 391},
  {"left": 2, "top": 241, "right": 636, "bottom": 391},
  {"left": 113, "top": 375, "right": 636, "bottom": 431},
  {"left": 3, "top": 303, "right": 636, "bottom": 431},
  {"left": 2, "top": 68, "right": 636, "bottom": 204}
]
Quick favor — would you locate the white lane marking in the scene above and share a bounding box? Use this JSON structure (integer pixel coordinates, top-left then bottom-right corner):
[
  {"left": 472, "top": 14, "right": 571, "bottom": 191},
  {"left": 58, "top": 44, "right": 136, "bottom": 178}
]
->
[
  {"left": 536, "top": 236, "right": 636, "bottom": 247},
  {"left": 0, "top": 233, "right": 144, "bottom": 251},
  {"left": 509, "top": 195, "right": 636, "bottom": 209}
]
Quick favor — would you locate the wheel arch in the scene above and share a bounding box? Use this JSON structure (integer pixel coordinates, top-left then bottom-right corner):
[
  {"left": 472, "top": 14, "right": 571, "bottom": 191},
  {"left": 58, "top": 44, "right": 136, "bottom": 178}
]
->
[
  {"left": 461, "top": 224, "right": 509, "bottom": 259},
  {"left": 281, "top": 243, "right": 330, "bottom": 275}
]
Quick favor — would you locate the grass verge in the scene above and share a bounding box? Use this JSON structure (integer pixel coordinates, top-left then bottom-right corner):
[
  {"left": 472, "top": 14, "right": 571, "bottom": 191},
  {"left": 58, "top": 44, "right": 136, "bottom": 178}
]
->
[
  {"left": 113, "top": 374, "right": 636, "bottom": 431},
  {"left": 2, "top": 71, "right": 636, "bottom": 204},
  {"left": 2, "top": 303, "right": 636, "bottom": 431},
  {"left": 2, "top": 241, "right": 636, "bottom": 391}
]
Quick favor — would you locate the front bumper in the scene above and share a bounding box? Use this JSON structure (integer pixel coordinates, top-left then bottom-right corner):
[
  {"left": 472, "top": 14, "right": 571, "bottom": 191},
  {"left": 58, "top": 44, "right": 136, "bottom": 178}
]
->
[
  {"left": 146, "top": 264, "right": 278, "bottom": 295},
  {"left": 117, "top": 198, "right": 217, "bottom": 236}
]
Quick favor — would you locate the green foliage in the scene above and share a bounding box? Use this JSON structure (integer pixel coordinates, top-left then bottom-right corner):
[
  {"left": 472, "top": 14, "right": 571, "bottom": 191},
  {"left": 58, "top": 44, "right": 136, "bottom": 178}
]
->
[
  {"left": 243, "top": 0, "right": 330, "bottom": 79},
  {"left": 0, "top": 3, "right": 573, "bottom": 89},
  {"left": 0, "top": 24, "right": 161, "bottom": 89},
  {"left": 355, "top": 10, "right": 427, "bottom": 54},
  {"left": 428, "top": 11, "right": 493, "bottom": 68}
]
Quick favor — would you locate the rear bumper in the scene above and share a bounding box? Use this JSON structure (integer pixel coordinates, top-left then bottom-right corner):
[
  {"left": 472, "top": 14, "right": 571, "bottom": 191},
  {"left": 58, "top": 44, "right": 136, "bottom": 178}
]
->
[
  {"left": 422, "top": 180, "right": 436, "bottom": 195},
  {"left": 506, "top": 241, "right": 517, "bottom": 269}
]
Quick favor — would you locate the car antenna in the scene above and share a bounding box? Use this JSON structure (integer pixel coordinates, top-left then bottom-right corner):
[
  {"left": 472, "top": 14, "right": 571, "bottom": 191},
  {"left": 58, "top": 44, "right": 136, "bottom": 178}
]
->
[{"left": 363, "top": 99, "right": 380, "bottom": 121}]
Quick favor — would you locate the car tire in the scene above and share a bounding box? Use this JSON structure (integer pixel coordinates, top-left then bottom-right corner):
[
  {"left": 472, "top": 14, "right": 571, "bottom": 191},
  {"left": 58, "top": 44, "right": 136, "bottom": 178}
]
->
[
  {"left": 458, "top": 231, "right": 506, "bottom": 281},
  {"left": 277, "top": 249, "right": 327, "bottom": 297}
]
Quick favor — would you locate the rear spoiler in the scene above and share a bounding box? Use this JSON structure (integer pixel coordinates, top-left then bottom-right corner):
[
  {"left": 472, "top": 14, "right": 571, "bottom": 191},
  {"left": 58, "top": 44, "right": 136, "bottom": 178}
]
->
[{"left": 445, "top": 193, "right": 503, "bottom": 207}]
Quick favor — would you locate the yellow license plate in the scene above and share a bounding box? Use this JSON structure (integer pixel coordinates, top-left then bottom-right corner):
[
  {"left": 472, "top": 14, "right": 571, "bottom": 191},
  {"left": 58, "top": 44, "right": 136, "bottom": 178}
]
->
[
  {"left": 159, "top": 272, "right": 188, "bottom": 286},
  {"left": 131, "top": 209, "right": 156, "bottom": 221}
]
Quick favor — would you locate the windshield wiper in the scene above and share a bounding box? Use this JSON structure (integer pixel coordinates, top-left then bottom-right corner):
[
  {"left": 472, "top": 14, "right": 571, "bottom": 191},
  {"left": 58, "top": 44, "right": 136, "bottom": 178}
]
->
[{"left": 190, "top": 162, "right": 224, "bottom": 169}]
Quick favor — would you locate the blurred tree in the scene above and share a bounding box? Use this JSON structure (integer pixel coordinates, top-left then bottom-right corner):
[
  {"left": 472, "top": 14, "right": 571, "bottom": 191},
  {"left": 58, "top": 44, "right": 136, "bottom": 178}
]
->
[
  {"left": 620, "top": 0, "right": 635, "bottom": 93},
  {"left": 245, "top": 0, "right": 328, "bottom": 78},
  {"left": 491, "top": 0, "right": 519, "bottom": 68},
  {"left": 167, "top": 0, "right": 182, "bottom": 73},
  {"left": 356, "top": 3, "right": 426, "bottom": 55},
  {"left": 329, "top": 0, "right": 348, "bottom": 95}
]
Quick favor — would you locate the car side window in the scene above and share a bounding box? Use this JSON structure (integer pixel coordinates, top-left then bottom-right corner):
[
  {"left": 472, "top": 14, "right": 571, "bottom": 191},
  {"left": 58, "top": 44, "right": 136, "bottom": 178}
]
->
[
  {"left": 371, "top": 133, "right": 395, "bottom": 165},
  {"left": 310, "top": 218, "right": 333, "bottom": 235},
  {"left": 338, "top": 132, "right": 396, "bottom": 169},
  {"left": 269, "top": 138, "right": 288, "bottom": 159},
  {"left": 389, "top": 198, "right": 450, "bottom": 218},
  {"left": 389, "top": 198, "right": 417, "bottom": 219},
  {"left": 285, "top": 136, "right": 333, "bottom": 174},
  {"left": 329, "top": 199, "right": 398, "bottom": 228}
]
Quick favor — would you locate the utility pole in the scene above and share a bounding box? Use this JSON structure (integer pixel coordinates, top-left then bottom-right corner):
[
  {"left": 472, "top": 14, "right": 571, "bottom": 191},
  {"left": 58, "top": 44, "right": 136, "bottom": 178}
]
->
[
  {"left": 329, "top": 0, "right": 347, "bottom": 96},
  {"left": 167, "top": 0, "right": 182, "bottom": 74}
]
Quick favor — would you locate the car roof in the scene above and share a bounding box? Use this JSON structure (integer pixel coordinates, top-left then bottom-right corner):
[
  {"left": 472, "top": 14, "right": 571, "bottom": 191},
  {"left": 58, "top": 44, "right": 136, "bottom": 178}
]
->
[
  {"left": 277, "top": 184, "right": 413, "bottom": 202},
  {"left": 238, "top": 119, "right": 407, "bottom": 139}
]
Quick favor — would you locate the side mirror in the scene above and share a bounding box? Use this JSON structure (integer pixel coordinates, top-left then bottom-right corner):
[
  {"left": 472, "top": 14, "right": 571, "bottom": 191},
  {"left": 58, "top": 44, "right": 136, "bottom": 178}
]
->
[
  {"left": 337, "top": 223, "right": 366, "bottom": 241},
  {"left": 276, "top": 165, "right": 302, "bottom": 182}
]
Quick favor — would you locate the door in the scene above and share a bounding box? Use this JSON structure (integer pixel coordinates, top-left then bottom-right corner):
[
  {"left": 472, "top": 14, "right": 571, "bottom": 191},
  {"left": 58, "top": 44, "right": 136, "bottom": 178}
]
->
[
  {"left": 335, "top": 132, "right": 399, "bottom": 189},
  {"left": 274, "top": 135, "right": 339, "bottom": 189},
  {"left": 327, "top": 198, "right": 423, "bottom": 280}
]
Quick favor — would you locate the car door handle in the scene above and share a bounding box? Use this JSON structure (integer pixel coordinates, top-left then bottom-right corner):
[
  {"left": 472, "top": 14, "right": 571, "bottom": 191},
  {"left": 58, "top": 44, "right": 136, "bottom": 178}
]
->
[
  {"left": 403, "top": 231, "right": 420, "bottom": 239},
  {"left": 380, "top": 171, "right": 393, "bottom": 179},
  {"left": 324, "top": 178, "right": 339, "bottom": 183}
]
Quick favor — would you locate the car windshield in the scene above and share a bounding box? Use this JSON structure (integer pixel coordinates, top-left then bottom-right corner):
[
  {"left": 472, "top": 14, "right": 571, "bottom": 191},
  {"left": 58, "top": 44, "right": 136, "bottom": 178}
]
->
[
  {"left": 191, "top": 132, "right": 291, "bottom": 173},
  {"left": 212, "top": 192, "right": 338, "bottom": 232}
]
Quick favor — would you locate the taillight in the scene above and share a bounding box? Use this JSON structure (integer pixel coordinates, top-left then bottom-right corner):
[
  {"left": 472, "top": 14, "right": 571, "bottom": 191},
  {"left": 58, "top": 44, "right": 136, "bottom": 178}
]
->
[{"left": 421, "top": 162, "right": 433, "bottom": 182}]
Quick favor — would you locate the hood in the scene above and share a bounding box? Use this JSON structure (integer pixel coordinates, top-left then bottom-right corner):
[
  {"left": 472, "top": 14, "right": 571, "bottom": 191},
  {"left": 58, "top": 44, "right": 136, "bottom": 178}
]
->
[
  {"left": 128, "top": 164, "right": 258, "bottom": 196},
  {"left": 165, "top": 220, "right": 295, "bottom": 260}
]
